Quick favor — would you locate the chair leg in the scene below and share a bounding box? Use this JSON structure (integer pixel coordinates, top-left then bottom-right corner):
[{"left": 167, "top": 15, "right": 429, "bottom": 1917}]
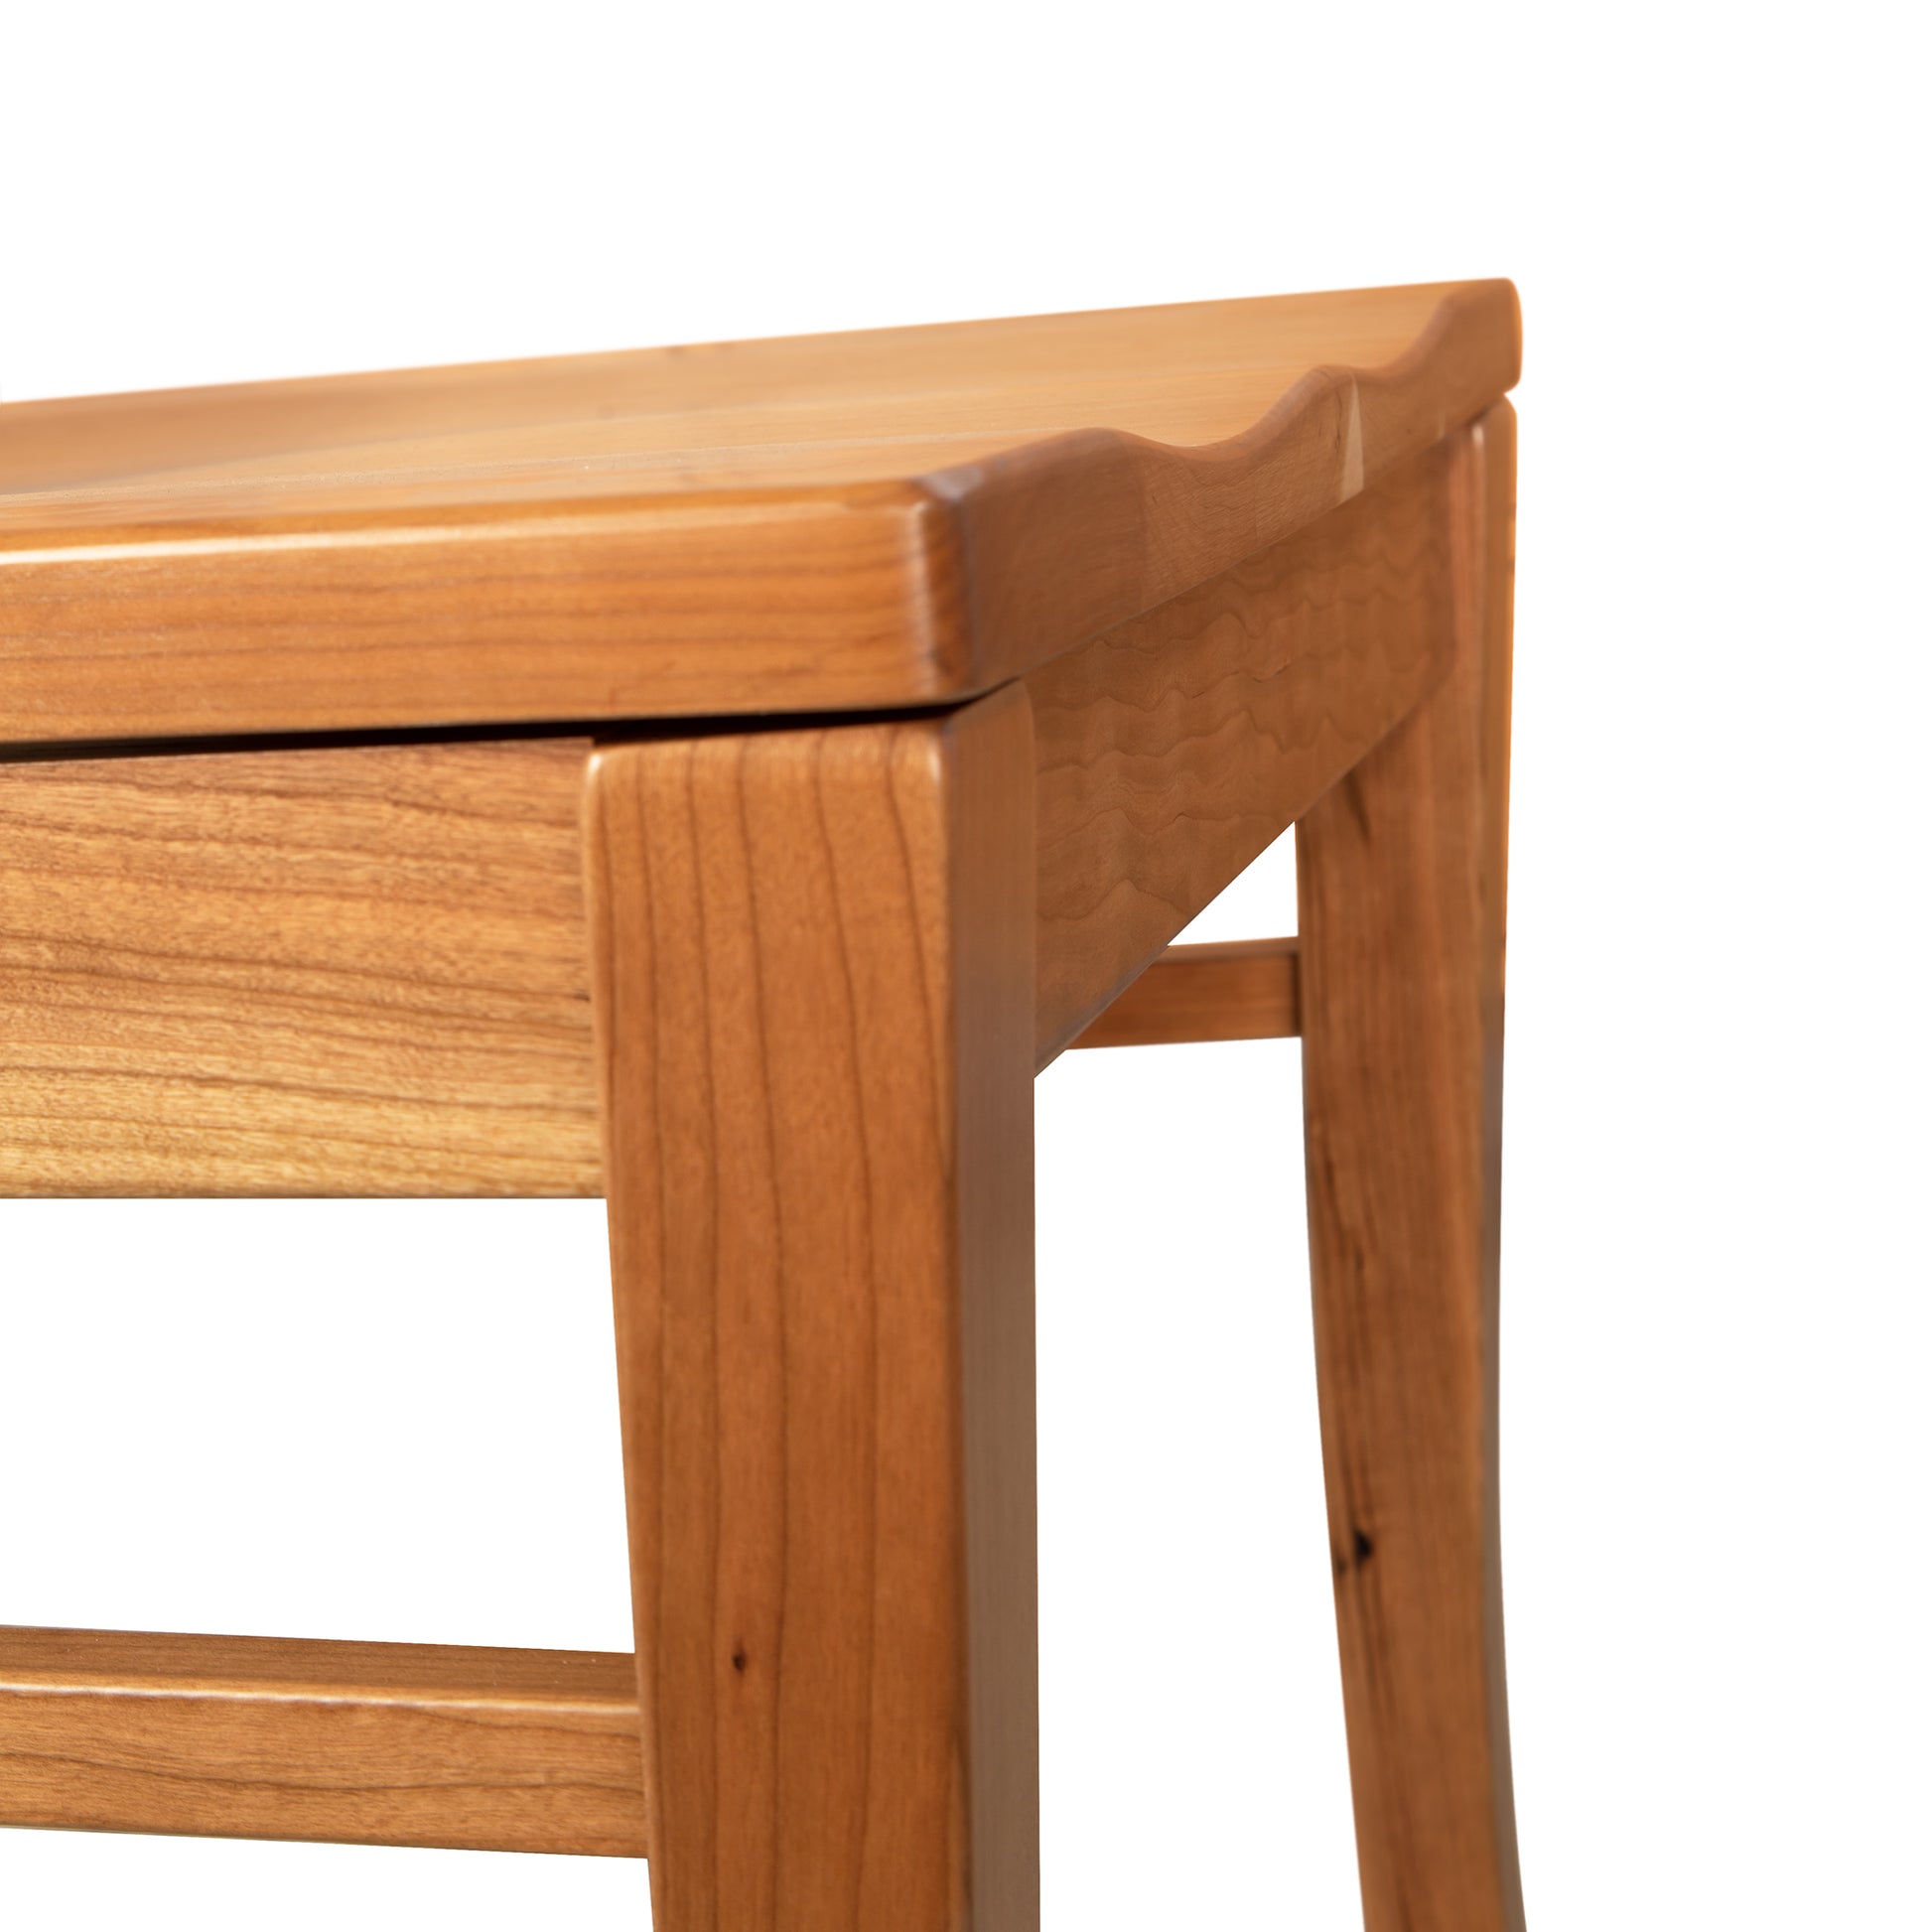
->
[
  {"left": 583, "top": 689, "right": 1039, "bottom": 1932},
  {"left": 1295, "top": 405, "right": 1525, "bottom": 1932}
]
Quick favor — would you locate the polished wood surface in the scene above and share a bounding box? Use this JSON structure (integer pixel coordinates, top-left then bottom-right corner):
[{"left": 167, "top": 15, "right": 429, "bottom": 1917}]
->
[
  {"left": 0, "top": 1626, "right": 645, "bottom": 1858},
  {"left": 0, "top": 282, "right": 1518, "bottom": 742},
  {"left": 586, "top": 692, "right": 1038, "bottom": 1931},
  {"left": 0, "top": 737, "right": 598, "bottom": 1195},
  {"left": 1, "top": 447, "right": 1435, "bottom": 1192},
  {"left": 1296, "top": 402, "right": 1521, "bottom": 1932},
  {"left": 1067, "top": 936, "right": 1300, "bottom": 1052},
  {"left": 1, "top": 285, "right": 1527, "bottom": 1920},
  {"left": 1031, "top": 440, "right": 1455, "bottom": 1061}
]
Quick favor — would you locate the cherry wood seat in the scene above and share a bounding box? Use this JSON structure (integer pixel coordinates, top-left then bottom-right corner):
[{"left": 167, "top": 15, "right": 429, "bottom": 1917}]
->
[
  {"left": 0, "top": 280, "right": 1515, "bottom": 742},
  {"left": 0, "top": 283, "right": 1525, "bottom": 1932}
]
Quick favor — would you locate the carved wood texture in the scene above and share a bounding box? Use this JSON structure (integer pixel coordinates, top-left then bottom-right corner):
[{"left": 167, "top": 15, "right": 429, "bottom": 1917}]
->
[
  {"left": 1066, "top": 936, "right": 1300, "bottom": 1052},
  {"left": 1, "top": 446, "right": 1453, "bottom": 1194},
  {"left": 1296, "top": 404, "right": 1523, "bottom": 1932},
  {"left": 1031, "top": 439, "right": 1457, "bottom": 1059},
  {"left": 0, "top": 1626, "right": 645, "bottom": 1858},
  {"left": 584, "top": 692, "right": 1038, "bottom": 1932},
  {"left": 0, "top": 738, "right": 599, "bottom": 1194},
  {"left": 0, "top": 282, "right": 1517, "bottom": 742}
]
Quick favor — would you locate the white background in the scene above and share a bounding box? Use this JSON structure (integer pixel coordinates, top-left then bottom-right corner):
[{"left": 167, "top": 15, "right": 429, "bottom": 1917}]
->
[{"left": 2, "top": 2, "right": 1926, "bottom": 1926}]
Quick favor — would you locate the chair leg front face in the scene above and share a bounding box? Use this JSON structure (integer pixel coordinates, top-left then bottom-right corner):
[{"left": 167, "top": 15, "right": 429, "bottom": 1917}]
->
[
  {"left": 584, "top": 690, "right": 1040, "bottom": 1932},
  {"left": 1296, "top": 404, "right": 1523, "bottom": 1932}
]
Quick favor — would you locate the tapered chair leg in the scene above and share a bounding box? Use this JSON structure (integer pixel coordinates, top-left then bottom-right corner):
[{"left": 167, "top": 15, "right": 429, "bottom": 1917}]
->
[
  {"left": 1296, "top": 405, "right": 1524, "bottom": 1932},
  {"left": 584, "top": 689, "right": 1039, "bottom": 1932}
]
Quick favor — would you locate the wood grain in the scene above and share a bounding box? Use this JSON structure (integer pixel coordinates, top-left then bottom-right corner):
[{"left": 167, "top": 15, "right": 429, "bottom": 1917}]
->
[
  {"left": 1065, "top": 936, "right": 1300, "bottom": 1053},
  {"left": 0, "top": 737, "right": 599, "bottom": 1195},
  {"left": 0, "top": 282, "right": 1518, "bottom": 741},
  {"left": 1031, "top": 439, "right": 1457, "bottom": 1061},
  {"left": 585, "top": 692, "right": 1038, "bottom": 1932},
  {"left": 0, "top": 432, "right": 1448, "bottom": 1194},
  {"left": 1295, "top": 402, "right": 1522, "bottom": 1931},
  {"left": 0, "top": 1625, "right": 646, "bottom": 1858},
  {"left": 3, "top": 440, "right": 1473, "bottom": 1197}
]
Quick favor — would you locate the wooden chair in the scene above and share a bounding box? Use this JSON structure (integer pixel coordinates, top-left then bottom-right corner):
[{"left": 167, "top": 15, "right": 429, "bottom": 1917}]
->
[{"left": 0, "top": 280, "right": 1525, "bottom": 1931}]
